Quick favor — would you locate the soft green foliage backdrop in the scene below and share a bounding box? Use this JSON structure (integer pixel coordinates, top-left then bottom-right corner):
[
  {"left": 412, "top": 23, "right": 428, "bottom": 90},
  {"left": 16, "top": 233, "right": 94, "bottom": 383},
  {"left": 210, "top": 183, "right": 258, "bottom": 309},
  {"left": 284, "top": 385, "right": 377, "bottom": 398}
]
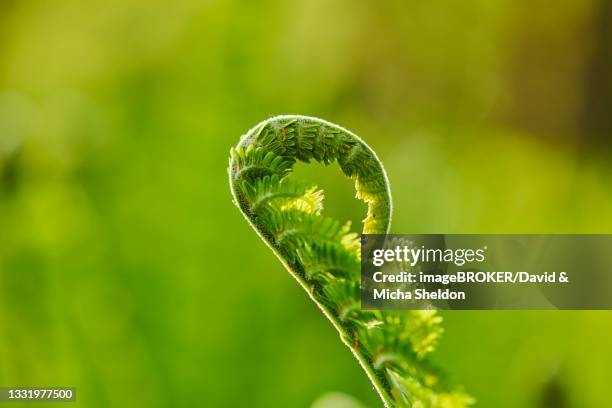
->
[{"left": 1, "top": 0, "right": 611, "bottom": 407}]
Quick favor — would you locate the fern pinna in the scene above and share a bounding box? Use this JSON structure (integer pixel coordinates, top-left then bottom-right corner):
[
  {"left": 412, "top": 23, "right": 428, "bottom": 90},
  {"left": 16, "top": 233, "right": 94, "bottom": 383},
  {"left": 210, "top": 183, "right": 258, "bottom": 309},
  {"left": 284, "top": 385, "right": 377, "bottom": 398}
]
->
[{"left": 228, "top": 115, "right": 472, "bottom": 407}]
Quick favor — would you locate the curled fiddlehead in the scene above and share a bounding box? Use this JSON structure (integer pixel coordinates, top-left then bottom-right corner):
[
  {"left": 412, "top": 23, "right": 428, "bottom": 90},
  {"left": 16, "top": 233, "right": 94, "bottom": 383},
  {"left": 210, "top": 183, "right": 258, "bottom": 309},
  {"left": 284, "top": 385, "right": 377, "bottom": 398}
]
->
[{"left": 228, "top": 115, "right": 472, "bottom": 407}]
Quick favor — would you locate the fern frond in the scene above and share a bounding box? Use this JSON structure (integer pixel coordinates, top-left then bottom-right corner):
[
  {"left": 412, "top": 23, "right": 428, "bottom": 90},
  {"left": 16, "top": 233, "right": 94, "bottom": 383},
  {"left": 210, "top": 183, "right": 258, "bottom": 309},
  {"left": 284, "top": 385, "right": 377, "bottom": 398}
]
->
[{"left": 228, "top": 115, "right": 471, "bottom": 407}]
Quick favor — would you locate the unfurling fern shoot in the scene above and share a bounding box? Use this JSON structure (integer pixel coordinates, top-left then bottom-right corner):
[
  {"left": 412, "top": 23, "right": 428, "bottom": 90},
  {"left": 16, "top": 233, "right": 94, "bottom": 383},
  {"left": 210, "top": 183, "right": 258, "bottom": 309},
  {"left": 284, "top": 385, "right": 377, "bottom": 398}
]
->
[{"left": 228, "top": 115, "right": 472, "bottom": 407}]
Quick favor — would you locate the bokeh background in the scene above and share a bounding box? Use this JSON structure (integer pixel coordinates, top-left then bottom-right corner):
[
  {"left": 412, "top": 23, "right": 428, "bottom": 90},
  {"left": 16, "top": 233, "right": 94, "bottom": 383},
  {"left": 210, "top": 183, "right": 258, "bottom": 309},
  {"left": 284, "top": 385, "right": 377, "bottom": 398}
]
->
[{"left": 1, "top": 1, "right": 612, "bottom": 407}]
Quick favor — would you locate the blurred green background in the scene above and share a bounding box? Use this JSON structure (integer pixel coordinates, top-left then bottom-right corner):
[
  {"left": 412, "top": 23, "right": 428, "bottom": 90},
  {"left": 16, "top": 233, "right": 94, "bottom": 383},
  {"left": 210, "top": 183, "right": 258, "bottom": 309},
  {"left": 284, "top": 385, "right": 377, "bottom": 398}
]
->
[{"left": 1, "top": 0, "right": 612, "bottom": 407}]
